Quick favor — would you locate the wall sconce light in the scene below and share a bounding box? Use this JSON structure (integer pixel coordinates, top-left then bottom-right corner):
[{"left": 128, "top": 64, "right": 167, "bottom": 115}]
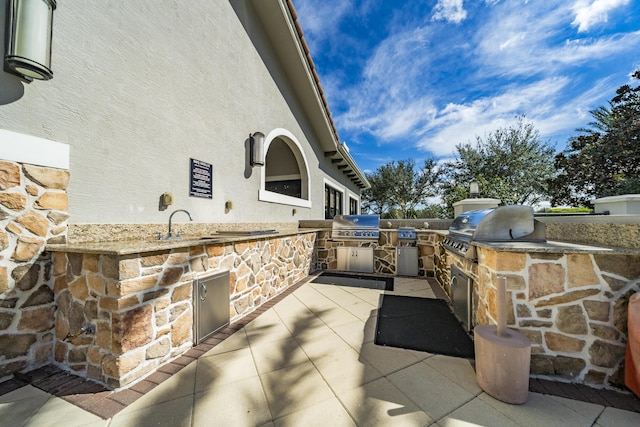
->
[
  {"left": 469, "top": 181, "right": 480, "bottom": 199},
  {"left": 249, "top": 132, "right": 265, "bottom": 167},
  {"left": 4, "top": 0, "right": 56, "bottom": 81}
]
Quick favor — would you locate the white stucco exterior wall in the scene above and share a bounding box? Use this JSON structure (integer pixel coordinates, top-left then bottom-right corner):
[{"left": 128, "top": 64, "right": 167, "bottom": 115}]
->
[{"left": 0, "top": 0, "right": 361, "bottom": 225}]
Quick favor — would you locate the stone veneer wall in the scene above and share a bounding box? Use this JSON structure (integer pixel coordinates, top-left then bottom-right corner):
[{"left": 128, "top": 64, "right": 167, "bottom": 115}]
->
[
  {"left": 449, "top": 246, "right": 640, "bottom": 390},
  {"left": 51, "top": 232, "right": 315, "bottom": 388},
  {"left": 312, "top": 229, "right": 439, "bottom": 277},
  {"left": 0, "top": 161, "right": 69, "bottom": 380}
]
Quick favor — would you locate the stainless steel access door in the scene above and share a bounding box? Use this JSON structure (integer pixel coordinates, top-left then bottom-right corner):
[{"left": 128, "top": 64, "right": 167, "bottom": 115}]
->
[
  {"left": 193, "top": 270, "right": 230, "bottom": 345},
  {"left": 450, "top": 265, "right": 472, "bottom": 331},
  {"left": 396, "top": 246, "right": 419, "bottom": 276}
]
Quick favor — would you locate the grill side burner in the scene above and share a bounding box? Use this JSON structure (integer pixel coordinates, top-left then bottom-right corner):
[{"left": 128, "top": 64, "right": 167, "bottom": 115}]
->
[
  {"left": 397, "top": 227, "right": 417, "bottom": 241},
  {"left": 443, "top": 206, "right": 545, "bottom": 259},
  {"left": 331, "top": 215, "right": 380, "bottom": 241}
]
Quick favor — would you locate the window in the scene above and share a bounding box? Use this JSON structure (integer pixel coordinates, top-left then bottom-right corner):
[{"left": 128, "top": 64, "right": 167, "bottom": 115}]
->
[
  {"left": 349, "top": 197, "right": 359, "bottom": 215},
  {"left": 264, "top": 138, "right": 302, "bottom": 198},
  {"left": 325, "top": 184, "right": 343, "bottom": 219},
  {"left": 259, "top": 129, "right": 311, "bottom": 208}
]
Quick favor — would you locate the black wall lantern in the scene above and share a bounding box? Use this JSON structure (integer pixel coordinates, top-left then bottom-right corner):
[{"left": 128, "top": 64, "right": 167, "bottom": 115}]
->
[
  {"left": 250, "top": 132, "right": 265, "bottom": 167},
  {"left": 4, "top": 0, "right": 56, "bottom": 81}
]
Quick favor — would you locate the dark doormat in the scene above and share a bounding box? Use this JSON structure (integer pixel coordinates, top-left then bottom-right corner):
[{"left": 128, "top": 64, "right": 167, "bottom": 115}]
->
[
  {"left": 312, "top": 272, "right": 394, "bottom": 291},
  {"left": 375, "top": 295, "right": 475, "bottom": 358}
]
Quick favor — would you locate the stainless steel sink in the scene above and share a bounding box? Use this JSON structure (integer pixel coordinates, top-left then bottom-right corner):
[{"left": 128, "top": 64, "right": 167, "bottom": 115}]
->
[{"left": 214, "top": 230, "right": 278, "bottom": 236}]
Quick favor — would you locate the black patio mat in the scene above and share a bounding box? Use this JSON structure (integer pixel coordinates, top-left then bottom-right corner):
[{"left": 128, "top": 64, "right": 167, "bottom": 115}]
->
[
  {"left": 312, "top": 272, "right": 394, "bottom": 291},
  {"left": 375, "top": 295, "right": 475, "bottom": 358}
]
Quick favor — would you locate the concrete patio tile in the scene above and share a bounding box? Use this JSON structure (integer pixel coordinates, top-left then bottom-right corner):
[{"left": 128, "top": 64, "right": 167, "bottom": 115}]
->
[
  {"left": 595, "top": 406, "right": 640, "bottom": 426},
  {"left": 286, "top": 318, "right": 334, "bottom": 342},
  {"left": 386, "top": 360, "right": 476, "bottom": 420},
  {"left": 436, "top": 395, "right": 523, "bottom": 427},
  {"left": 0, "top": 385, "right": 51, "bottom": 427},
  {"left": 347, "top": 288, "right": 385, "bottom": 306},
  {"left": 109, "top": 394, "right": 193, "bottom": 427},
  {"left": 341, "top": 300, "right": 378, "bottom": 320},
  {"left": 244, "top": 318, "right": 294, "bottom": 346},
  {"left": 391, "top": 279, "right": 435, "bottom": 297},
  {"left": 272, "top": 396, "right": 357, "bottom": 427},
  {"left": 423, "top": 355, "right": 482, "bottom": 395},
  {"left": 331, "top": 319, "right": 375, "bottom": 349},
  {"left": 294, "top": 328, "right": 354, "bottom": 361},
  {"left": 273, "top": 295, "right": 317, "bottom": 319},
  {"left": 201, "top": 327, "right": 249, "bottom": 356},
  {"left": 260, "top": 360, "right": 335, "bottom": 419},
  {"left": 403, "top": 288, "right": 438, "bottom": 299},
  {"left": 337, "top": 377, "right": 434, "bottom": 426},
  {"left": 194, "top": 346, "right": 258, "bottom": 392},
  {"left": 117, "top": 362, "right": 197, "bottom": 414},
  {"left": 250, "top": 336, "right": 309, "bottom": 374},
  {"left": 313, "top": 346, "right": 384, "bottom": 393},
  {"left": 24, "top": 393, "right": 108, "bottom": 427},
  {"left": 357, "top": 341, "right": 426, "bottom": 376},
  {"left": 291, "top": 285, "right": 337, "bottom": 310},
  {"left": 315, "top": 305, "right": 362, "bottom": 328},
  {"left": 272, "top": 292, "right": 310, "bottom": 315},
  {"left": 311, "top": 284, "right": 367, "bottom": 306},
  {"left": 193, "top": 376, "right": 271, "bottom": 427},
  {"left": 479, "top": 391, "right": 604, "bottom": 427}
]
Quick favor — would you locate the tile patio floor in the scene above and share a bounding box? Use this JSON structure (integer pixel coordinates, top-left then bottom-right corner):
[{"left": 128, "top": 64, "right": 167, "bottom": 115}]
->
[{"left": 2, "top": 276, "right": 640, "bottom": 426}]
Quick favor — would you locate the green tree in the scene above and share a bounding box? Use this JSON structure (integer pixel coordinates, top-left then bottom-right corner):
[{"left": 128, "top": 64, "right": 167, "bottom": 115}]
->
[
  {"left": 549, "top": 70, "right": 640, "bottom": 206},
  {"left": 362, "top": 158, "right": 441, "bottom": 219},
  {"left": 442, "top": 116, "right": 556, "bottom": 212}
]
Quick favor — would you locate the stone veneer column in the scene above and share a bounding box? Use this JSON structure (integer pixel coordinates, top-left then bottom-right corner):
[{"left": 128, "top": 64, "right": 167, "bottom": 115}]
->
[
  {"left": 0, "top": 161, "right": 69, "bottom": 380},
  {"left": 475, "top": 247, "right": 640, "bottom": 389}
]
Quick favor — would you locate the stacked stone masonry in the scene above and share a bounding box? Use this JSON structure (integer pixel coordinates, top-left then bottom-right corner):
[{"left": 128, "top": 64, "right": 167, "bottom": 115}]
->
[
  {"left": 313, "top": 229, "right": 439, "bottom": 277},
  {"left": 446, "top": 244, "right": 640, "bottom": 390},
  {"left": 52, "top": 233, "right": 315, "bottom": 388},
  {"left": 0, "top": 161, "right": 69, "bottom": 380}
]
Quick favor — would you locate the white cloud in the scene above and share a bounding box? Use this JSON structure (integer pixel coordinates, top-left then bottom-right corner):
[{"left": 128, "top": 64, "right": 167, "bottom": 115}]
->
[
  {"left": 291, "top": 0, "right": 353, "bottom": 52},
  {"left": 415, "top": 75, "right": 623, "bottom": 157},
  {"left": 432, "top": 0, "right": 467, "bottom": 24},
  {"left": 571, "top": 0, "right": 630, "bottom": 32},
  {"left": 475, "top": 1, "right": 640, "bottom": 77},
  {"left": 415, "top": 78, "right": 570, "bottom": 156}
]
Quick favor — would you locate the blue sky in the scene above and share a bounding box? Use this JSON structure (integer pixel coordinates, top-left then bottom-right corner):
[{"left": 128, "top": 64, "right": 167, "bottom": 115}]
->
[{"left": 291, "top": 0, "right": 640, "bottom": 174}]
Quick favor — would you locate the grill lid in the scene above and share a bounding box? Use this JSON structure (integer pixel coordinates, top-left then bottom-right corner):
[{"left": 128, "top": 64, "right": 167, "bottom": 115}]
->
[
  {"left": 445, "top": 206, "right": 545, "bottom": 259},
  {"left": 450, "top": 205, "right": 536, "bottom": 241},
  {"left": 331, "top": 214, "right": 380, "bottom": 240}
]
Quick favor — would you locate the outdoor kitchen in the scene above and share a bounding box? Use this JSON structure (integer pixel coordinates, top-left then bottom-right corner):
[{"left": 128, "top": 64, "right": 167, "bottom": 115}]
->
[
  {"left": 304, "top": 205, "right": 640, "bottom": 391},
  {"left": 436, "top": 203, "right": 640, "bottom": 390}
]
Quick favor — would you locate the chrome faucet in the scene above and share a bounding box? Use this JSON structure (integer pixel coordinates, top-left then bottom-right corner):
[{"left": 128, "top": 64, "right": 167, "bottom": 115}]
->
[{"left": 161, "top": 209, "right": 193, "bottom": 240}]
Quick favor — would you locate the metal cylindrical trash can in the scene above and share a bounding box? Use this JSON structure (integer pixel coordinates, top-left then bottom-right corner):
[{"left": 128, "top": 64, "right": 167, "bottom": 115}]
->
[{"left": 625, "top": 292, "right": 640, "bottom": 397}]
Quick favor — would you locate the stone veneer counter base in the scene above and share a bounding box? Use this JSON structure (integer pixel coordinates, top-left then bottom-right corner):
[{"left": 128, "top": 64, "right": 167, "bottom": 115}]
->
[{"left": 43, "top": 229, "right": 318, "bottom": 388}]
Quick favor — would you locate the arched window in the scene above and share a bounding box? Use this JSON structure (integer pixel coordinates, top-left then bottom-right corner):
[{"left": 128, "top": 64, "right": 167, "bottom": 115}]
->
[{"left": 259, "top": 129, "right": 311, "bottom": 208}]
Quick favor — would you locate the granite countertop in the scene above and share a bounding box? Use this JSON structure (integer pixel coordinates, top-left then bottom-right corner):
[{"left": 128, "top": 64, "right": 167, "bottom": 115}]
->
[
  {"left": 46, "top": 228, "right": 322, "bottom": 256},
  {"left": 473, "top": 240, "right": 640, "bottom": 255}
]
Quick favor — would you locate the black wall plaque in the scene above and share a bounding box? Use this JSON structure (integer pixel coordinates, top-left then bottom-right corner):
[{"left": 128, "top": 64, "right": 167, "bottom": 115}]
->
[{"left": 189, "top": 158, "right": 212, "bottom": 199}]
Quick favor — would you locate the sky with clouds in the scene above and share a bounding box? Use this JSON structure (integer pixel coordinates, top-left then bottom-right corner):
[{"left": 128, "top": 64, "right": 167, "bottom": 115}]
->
[{"left": 291, "top": 0, "right": 640, "bottom": 174}]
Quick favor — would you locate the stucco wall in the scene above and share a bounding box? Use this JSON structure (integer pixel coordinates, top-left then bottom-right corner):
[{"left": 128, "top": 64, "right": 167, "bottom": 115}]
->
[{"left": 0, "top": 0, "right": 359, "bottom": 226}]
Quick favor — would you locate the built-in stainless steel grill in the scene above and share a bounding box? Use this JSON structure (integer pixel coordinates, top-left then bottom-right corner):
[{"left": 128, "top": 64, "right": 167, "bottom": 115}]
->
[
  {"left": 443, "top": 206, "right": 545, "bottom": 259},
  {"left": 331, "top": 214, "right": 380, "bottom": 241}
]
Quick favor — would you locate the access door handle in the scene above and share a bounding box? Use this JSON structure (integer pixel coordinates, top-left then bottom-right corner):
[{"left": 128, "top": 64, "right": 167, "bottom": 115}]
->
[{"left": 199, "top": 283, "right": 207, "bottom": 302}]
